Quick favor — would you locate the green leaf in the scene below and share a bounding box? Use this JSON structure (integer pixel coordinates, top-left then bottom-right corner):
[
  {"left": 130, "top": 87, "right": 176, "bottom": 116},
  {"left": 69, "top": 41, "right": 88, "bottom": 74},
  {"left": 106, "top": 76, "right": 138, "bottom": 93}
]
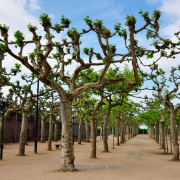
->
[
  {"left": 135, "top": 50, "right": 140, "bottom": 55},
  {"left": 139, "top": 9, "right": 143, "bottom": 14}
]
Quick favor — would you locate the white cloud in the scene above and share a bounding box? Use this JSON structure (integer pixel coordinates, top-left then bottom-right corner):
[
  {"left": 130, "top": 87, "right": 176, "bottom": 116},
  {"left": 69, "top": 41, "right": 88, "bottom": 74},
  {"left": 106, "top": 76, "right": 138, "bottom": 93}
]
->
[{"left": 28, "top": 0, "right": 41, "bottom": 11}]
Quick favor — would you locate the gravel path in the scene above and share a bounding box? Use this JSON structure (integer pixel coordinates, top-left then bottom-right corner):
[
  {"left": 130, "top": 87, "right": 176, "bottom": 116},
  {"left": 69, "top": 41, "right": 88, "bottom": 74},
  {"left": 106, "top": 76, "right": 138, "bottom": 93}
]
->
[{"left": 0, "top": 134, "right": 180, "bottom": 180}]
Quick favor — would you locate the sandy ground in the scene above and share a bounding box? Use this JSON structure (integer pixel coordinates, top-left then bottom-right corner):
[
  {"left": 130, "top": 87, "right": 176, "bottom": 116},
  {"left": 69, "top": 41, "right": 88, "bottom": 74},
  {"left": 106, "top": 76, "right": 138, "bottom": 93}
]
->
[{"left": 0, "top": 134, "right": 180, "bottom": 180}]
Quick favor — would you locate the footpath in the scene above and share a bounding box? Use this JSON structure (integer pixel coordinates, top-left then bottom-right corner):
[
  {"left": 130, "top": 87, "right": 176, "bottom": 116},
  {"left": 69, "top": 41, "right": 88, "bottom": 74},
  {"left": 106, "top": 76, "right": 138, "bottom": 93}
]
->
[{"left": 0, "top": 134, "right": 180, "bottom": 180}]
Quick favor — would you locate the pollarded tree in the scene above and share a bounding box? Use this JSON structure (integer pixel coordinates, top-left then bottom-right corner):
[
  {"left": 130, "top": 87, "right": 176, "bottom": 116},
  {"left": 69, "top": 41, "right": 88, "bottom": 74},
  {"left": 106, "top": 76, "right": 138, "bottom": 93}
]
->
[
  {"left": 45, "top": 91, "right": 60, "bottom": 150},
  {"left": 73, "top": 95, "right": 86, "bottom": 145},
  {"left": 144, "top": 98, "right": 169, "bottom": 146},
  {"left": 83, "top": 90, "right": 104, "bottom": 158},
  {"left": 144, "top": 64, "right": 180, "bottom": 160},
  {"left": 11, "top": 75, "right": 49, "bottom": 156},
  {"left": 0, "top": 10, "right": 164, "bottom": 170}
]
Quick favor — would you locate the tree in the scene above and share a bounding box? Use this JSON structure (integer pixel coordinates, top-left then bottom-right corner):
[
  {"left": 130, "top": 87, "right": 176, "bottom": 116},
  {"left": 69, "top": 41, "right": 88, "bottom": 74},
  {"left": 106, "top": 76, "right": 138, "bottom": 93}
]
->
[
  {"left": 0, "top": 10, "right": 162, "bottom": 170},
  {"left": 143, "top": 63, "right": 180, "bottom": 160}
]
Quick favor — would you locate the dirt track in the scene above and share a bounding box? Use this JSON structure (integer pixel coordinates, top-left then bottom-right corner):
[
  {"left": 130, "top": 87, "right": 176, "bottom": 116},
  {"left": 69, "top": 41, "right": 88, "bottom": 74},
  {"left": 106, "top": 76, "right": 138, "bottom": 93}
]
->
[{"left": 0, "top": 134, "right": 180, "bottom": 180}]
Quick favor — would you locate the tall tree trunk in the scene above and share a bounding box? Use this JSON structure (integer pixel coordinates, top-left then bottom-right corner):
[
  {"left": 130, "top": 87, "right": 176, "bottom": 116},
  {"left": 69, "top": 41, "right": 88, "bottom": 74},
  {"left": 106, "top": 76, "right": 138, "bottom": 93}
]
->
[
  {"left": 131, "top": 124, "right": 133, "bottom": 138},
  {"left": 159, "top": 122, "right": 161, "bottom": 146},
  {"left": 120, "top": 121, "right": 125, "bottom": 143},
  {"left": 160, "top": 121, "right": 165, "bottom": 149},
  {"left": 100, "top": 126, "right": 102, "bottom": 140},
  {"left": 148, "top": 125, "right": 150, "bottom": 136},
  {"left": 95, "top": 121, "right": 97, "bottom": 138},
  {"left": 178, "top": 123, "right": 180, "bottom": 136},
  {"left": 47, "top": 114, "right": 54, "bottom": 151},
  {"left": 150, "top": 124, "right": 155, "bottom": 139},
  {"left": 78, "top": 117, "right": 82, "bottom": 144},
  {"left": 133, "top": 125, "right": 135, "bottom": 137},
  {"left": 127, "top": 124, "right": 130, "bottom": 140},
  {"left": 85, "top": 119, "right": 90, "bottom": 142},
  {"left": 60, "top": 101, "right": 75, "bottom": 171},
  {"left": 103, "top": 106, "right": 111, "bottom": 152},
  {"left": 170, "top": 111, "right": 179, "bottom": 160},
  {"left": 40, "top": 120, "right": 46, "bottom": 143},
  {"left": 0, "top": 119, "right": 2, "bottom": 148},
  {"left": 155, "top": 123, "right": 159, "bottom": 144},
  {"left": 124, "top": 124, "right": 127, "bottom": 141},
  {"left": 116, "top": 123, "right": 120, "bottom": 145},
  {"left": 54, "top": 121, "right": 59, "bottom": 142},
  {"left": 40, "top": 114, "right": 49, "bottom": 143},
  {"left": 25, "top": 126, "right": 28, "bottom": 145},
  {"left": 90, "top": 118, "right": 96, "bottom": 158},
  {"left": 19, "top": 112, "right": 28, "bottom": 156}
]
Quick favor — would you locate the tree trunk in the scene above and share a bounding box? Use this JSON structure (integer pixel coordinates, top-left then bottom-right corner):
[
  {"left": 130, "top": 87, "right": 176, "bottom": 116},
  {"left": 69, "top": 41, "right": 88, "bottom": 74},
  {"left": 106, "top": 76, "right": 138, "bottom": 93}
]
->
[
  {"left": 100, "top": 126, "right": 102, "bottom": 140},
  {"left": 148, "top": 125, "right": 150, "bottom": 136},
  {"left": 133, "top": 125, "right": 135, "bottom": 137},
  {"left": 47, "top": 114, "right": 54, "bottom": 151},
  {"left": 150, "top": 124, "right": 155, "bottom": 139},
  {"left": 40, "top": 114, "right": 49, "bottom": 143},
  {"left": 95, "top": 121, "right": 97, "bottom": 138},
  {"left": 54, "top": 121, "right": 59, "bottom": 142},
  {"left": 131, "top": 124, "right": 133, "bottom": 138},
  {"left": 0, "top": 118, "right": 2, "bottom": 148},
  {"left": 127, "top": 125, "right": 130, "bottom": 140},
  {"left": 78, "top": 117, "right": 82, "bottom": 144},
  {"left": 160, "top": 121, "right": 165, "bottom": 149},
  {"left": 60, "top": 101, "right": 75, "bottom": 171},
  {"left": 178, "top": 123, "right": 180, "bottom": 136},
  {"left": 124, "top": 124, "right": 127, "bottom": 141},
  {"left": 19, "top": 112, "right": 28, "bottom": 156},
  {"left": 103, "top": 106, "right": 111, "bottom": 152},
  {"left": 25, "top": 127, "right": 28, "bottom": 145},
  {"left": 85, "top": 119, "right": 90, "bottom": 142},
  {"left": 0, "top": 119, "right": 2, "bottom": 150},
  {"left": 116, "top": 123, "right": 120, "bottom": 145},
  {"left": 120, "top": 121, "right": 125, "bottom": 143},
  {"left": 40, "top": 120, "right": 46, "bottom": 143},
  {"left": 170, "top": 111, "right": 179, "bottom": 160},
  {"left": 90, "top": 118, "right": 96, "bottom": 158},
  {"left": 126, "top": 124, "right": 128, "bottom": 141},
  {"left": 155, "top": 123, "right": 159, "bottom": 144},
  {"left": 159, "top": 122, "right": 161, "bottom": 146}
]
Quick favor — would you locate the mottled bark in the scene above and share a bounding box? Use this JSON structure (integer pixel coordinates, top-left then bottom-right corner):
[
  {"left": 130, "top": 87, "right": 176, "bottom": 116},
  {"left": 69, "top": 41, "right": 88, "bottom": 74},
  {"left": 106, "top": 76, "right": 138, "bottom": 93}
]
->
[
  {"left": 95, "top": 121, "right": 97, "bottom": 138},
  {"left": 120, "top": 121, "right": 125, "bottom": 143},
  {"left": 170, "top": 111, "right": 179, "bottom": 160},
  {"left": 78, "top": 117, "right": 82, "bottom": 144},
  {"left": 178, "top": 123, "right": 180, "bottom": 136},
  {"left": 40, "top": 120, "right": 46, "bottom": 143},
  {"left": 100, "top": 127, "right": 102, "bottom": 140},
  {"left": 40, "top": 114, "right": 50, "bottom": 143},
  {"left": 0, "top": 118, "right": 2, "bottom": 148},
  {"left": 25, "top": 126, "right": 28, "bottom": 145},
  {"left": 150, "top": 124, "right": 155, "bottom": 139},
  {"left": 116, "top": 123, "right": 120, "bottom": 145},
  {"left": 19, "top": 112, "right": 28, "bottom": 156},
  {"left": 60, "top": 101, "right": 75, "bottom": 171},
  {"left": 54, "top": 121, "right": 59, "bottom": 142},
  {"left": 103, "top": 106, "right": 111, "bottom": 152},
  {"left": 148, "top": 125, "right": 151, "bottom": 137},
  {"left": 160, "top": 121, "right": 165, "bottom": 149},
  {"left": 127, "top": 125, "right": 130, "bottom": 140},
  {"left": 90, "top": 118, "right": 97, "bottom": 158},
  {"left": 131, "top": 124, "right": 133, "bottom": 138},
  {"left": 155, "top": 123, "right": 159, "bottom": 144},
  {"left": 47, "top": 113, "right": 54, "bottom": 151},
  {"left": 85, "top": 118, "right": 90, "bottom": 142},
  {"left": 133, "top": 125, "right": 135, "bottom": 137}
]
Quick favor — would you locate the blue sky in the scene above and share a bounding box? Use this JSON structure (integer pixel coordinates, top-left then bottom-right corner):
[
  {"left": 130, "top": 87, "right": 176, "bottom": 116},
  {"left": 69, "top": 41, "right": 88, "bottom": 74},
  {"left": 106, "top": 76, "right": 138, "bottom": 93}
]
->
[{"left": 1, "top": 0, "right": 180, "bottom": 128}]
